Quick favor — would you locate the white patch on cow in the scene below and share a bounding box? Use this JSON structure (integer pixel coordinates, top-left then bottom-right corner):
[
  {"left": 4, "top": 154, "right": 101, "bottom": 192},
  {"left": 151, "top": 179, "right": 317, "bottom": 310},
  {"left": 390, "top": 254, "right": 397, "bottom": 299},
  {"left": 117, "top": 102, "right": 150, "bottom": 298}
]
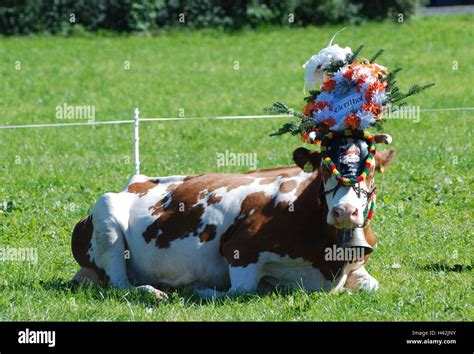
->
[
  {"left": 323, "top": 160, "right": 374, "bottom": 227},
  {"left": 228, "top": 263, "right": 262, "bottom": 293},
  {"left": 258, "top": 252, "right": 331, "bottom": 291},
  {"left": 341, "top": 154, "right": 360, "bottom": 164}
]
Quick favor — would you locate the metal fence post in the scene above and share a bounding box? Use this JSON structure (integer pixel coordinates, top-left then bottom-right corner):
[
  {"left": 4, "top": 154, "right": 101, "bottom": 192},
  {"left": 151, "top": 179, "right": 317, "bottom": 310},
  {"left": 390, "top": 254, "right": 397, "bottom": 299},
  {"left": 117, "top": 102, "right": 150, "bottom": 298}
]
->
[{"left": 134, "top": 108, "right": 140, "bottom": 175}]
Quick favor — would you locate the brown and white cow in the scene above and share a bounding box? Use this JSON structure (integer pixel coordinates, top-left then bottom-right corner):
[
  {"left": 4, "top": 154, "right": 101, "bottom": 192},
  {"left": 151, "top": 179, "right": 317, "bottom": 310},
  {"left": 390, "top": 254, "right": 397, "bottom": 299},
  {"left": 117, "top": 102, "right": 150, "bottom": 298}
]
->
[{"left": 72, "top": 134, "right": 395, "bottom": 299}]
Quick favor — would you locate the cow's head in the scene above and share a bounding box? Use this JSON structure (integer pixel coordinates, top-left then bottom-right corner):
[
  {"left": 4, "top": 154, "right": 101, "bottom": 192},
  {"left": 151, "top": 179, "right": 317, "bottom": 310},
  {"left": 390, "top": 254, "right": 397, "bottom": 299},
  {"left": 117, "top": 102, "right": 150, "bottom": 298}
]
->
[{"left": 293, "top": 133, "right": 395, "bottom": 229}]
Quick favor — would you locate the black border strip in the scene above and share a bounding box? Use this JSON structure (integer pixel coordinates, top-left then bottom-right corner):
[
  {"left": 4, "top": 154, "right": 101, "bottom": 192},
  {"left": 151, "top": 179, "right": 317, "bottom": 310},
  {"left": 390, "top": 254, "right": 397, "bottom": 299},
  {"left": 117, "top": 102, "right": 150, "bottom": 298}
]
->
[{"left": 0, "top": 321, "right": 471, "bottom": 353}]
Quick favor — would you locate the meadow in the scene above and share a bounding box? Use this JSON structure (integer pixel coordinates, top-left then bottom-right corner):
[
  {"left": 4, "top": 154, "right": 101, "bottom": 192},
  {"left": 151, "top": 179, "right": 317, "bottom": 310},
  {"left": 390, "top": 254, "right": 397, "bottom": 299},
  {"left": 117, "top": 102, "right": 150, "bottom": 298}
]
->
[{"left": 0, "top": 15, "right": 472, "bottom": 321}]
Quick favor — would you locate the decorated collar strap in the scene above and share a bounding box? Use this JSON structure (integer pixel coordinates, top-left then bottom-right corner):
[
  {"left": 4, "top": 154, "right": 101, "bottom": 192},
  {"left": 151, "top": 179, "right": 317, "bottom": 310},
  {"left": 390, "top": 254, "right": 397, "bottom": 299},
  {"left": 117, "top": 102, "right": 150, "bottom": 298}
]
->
[
  {"left": 320, "top": 130, "right": 376, "bottom": 186},
  {"left": 363, "top": 190, "right": 376, "bottom": 227}
]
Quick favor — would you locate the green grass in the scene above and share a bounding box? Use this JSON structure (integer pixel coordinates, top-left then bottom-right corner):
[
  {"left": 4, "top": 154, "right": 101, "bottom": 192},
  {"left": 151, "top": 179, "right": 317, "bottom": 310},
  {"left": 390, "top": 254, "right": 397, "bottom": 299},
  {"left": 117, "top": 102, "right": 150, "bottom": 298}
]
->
[{"left": 0, "top": 15, "right": 473, "bottom": 321}]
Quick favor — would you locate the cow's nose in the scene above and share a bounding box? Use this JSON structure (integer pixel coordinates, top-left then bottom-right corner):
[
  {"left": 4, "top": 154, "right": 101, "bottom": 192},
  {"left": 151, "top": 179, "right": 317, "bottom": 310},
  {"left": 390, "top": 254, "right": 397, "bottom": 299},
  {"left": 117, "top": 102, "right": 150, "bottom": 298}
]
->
[{"left": 333, "top": 204, "right": 359, "bottom": 226}]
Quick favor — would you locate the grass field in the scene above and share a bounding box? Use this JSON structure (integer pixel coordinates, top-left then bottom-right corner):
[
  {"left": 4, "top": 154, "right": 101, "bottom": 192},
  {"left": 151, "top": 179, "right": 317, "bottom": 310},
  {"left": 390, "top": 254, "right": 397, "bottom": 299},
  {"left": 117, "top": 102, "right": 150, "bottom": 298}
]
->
[{"left": 0, "top": 15, "right": 472, "bottom": 321}]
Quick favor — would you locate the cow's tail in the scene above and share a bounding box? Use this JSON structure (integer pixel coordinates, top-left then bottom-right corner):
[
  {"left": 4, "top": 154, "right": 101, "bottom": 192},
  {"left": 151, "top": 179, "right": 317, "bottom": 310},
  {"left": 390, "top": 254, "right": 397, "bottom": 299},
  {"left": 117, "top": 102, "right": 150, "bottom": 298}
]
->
[
  {"left": 71, "top": 215, "right": 95, "bottom": 269},
  {"left": 71, "top": 215, "right": 106, "bottom": 285}
]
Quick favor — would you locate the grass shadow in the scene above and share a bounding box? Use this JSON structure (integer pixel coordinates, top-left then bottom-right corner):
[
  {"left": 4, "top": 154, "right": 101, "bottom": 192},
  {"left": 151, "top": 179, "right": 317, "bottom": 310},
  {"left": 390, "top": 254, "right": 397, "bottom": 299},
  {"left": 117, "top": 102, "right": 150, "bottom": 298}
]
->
[
  {"left": 417, "top": 263, "right": 472, "bottom": 273},
  {"left": 11, "top": 278, "right": 321, "bottom": 308}
]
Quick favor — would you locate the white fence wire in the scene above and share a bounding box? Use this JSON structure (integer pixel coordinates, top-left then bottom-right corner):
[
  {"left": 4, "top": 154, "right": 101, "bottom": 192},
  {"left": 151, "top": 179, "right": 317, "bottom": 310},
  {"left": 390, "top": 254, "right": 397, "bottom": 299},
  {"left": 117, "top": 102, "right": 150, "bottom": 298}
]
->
[{"left": 0, "top": 106, "right": 472, "bottom": 175}]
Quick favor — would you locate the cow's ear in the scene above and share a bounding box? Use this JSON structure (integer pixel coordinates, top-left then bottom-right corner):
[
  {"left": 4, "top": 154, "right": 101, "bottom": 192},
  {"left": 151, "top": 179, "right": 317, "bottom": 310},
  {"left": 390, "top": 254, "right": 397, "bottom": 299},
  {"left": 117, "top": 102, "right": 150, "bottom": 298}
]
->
[
  {"left": 293, "top": 147, "right": 321, "bottom": 171},
  {"left": 374, "top": 134, "right": 393, "bottom": 145},
  {"left": 375, "top": 149, "right": 396, "bottom": 173}
]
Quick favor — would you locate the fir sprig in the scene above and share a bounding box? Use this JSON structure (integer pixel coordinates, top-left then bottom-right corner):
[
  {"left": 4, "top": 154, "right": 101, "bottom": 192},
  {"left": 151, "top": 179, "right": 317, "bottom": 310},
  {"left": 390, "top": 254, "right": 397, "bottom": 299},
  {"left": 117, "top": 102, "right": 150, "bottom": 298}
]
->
[
  {"left": 369, "top": 49, "right": 384, "bottom": 63},
  {"left": 264, "top": 101, "right": 308, "bottom": 120},
  {"left": 391, "top": 83, "right": 435, "bottom": 104},
  {"left": 347, "top": 44, "right": 364, "bottom": 64}
]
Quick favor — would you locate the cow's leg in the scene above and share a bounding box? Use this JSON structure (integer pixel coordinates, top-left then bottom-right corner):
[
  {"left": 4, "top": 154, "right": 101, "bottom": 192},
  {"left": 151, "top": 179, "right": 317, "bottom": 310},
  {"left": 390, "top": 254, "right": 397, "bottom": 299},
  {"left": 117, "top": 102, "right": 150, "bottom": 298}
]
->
[
  {"left": 197, "top": 264, "right": 262, "bottom": 298},
  {"left": 89, "top": 194, "right": 167, "bottom": 300},
  {"left": 73, "top": 267, "right": 100, "bottom": 286},
  {"left": 345, "top": 266, "right": 379, "bottom": 292},
  {"left": 227, "top": 263, "right": 262, "bottom": 294}
]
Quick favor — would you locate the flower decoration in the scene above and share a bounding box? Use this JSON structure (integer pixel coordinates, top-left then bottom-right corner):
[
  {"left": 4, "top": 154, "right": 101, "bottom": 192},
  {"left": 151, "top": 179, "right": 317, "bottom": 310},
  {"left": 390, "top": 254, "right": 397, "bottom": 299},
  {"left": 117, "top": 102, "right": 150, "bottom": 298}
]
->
[{"left": 267, "top": 32, "right": 434, "bottom": 142}]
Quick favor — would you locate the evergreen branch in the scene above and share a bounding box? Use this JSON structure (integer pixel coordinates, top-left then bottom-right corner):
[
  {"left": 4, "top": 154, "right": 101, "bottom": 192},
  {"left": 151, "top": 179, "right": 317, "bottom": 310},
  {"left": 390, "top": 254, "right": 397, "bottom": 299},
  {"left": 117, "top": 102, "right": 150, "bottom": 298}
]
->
[
  {"left": 369, "top": 49, "right": 384, "bottom": 63},
  {"left": 264, "top": 101, "right": 291, "bottom": 115},
  {"left": 304, "top": 90, "right": 321, "bottom": 101},
  {"left": 391, "top": 83, "right": 435, "bottom": 103},
  {"left": 347, "top": 44, "right": 364, "bottom": 64},
  {"left": 325, "top": 60, "right": 346, "bottom": 74},
  {"left": 381, "top": 66, "right": 402, "bottom": 83},
  {"left": 269, "top": 122, "right": 302, "bottom": 137}
]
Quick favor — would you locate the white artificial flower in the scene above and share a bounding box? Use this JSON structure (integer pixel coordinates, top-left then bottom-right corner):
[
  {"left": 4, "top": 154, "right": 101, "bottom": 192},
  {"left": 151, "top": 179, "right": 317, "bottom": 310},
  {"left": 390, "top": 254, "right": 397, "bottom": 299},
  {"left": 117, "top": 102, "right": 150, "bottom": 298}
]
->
[
  {"left": 371, "top": 63, "right": 388, "bottom": 73},
  {"left": 359, "top": 76, "right": 376, "bottom": 93},
  {"left": 354, "top": 66, "right": 372, "bottom": 78},
  {"left": 303, "top": 44, "right": 352, "bottom": 90},
  {"left": 303, "top": 57, "right": 325, "bottom": 91},
  {"left": 357, "top": 109, "right": 376, "bottom": 129},
  {"left": 371, "top": 90, "right": 387, "bottom": 105}
]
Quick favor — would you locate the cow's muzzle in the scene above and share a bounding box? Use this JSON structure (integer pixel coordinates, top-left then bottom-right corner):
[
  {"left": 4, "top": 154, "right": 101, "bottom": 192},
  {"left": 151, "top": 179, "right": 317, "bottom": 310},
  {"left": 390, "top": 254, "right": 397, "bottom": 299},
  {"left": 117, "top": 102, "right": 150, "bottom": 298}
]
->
[{"left": 341, "top": 228, "right": 373, "bottom": 259}]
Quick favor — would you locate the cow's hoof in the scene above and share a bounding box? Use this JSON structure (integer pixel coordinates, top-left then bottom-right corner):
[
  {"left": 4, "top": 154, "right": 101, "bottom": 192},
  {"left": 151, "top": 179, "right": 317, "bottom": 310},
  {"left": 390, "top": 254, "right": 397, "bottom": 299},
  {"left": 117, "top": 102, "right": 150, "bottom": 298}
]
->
[
  {"left": 136, "top": 285, "right": 168, "bottom": 300},
  {"left": 196, "top": 288, "right": 225, "bottom": 298},
  {"left": 357, "top": 276, "right": 379, "bottom": 292}
]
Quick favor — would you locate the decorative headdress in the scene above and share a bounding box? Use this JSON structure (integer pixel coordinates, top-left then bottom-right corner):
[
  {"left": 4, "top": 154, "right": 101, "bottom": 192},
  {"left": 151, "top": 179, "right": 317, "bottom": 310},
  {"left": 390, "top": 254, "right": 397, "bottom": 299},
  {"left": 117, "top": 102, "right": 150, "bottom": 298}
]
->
[{"left": 267, "top": 29, "right": 434, "bottom": 145}]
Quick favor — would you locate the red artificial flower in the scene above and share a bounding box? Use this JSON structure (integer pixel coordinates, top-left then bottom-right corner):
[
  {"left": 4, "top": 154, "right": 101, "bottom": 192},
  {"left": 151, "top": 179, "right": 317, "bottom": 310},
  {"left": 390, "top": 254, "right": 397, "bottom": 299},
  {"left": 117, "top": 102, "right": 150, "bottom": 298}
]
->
[
  {"left": 302, "top": 101, "right": 315, "bottom": 116},
  {"left": 365, "top": 82, "right": 386, "bottom": 101},
  {"left": 361, "top": 102, "right": 381, "bottom": 115},
  {"left": 313, "top": 101, "right": 330, "bottom": 111},
  {"left": 302, "top": 101, "right": 330, "bottom": 116},
  {"left": 344, "top": 114, "right": 360, "bottom": 130},
  {"left": 343, "top": 69, "right": 354, "bottom": 80},
  {"left": 356, "top": 75, "right": 367, "bottom": 92},
  {"left": 321, "top": 117, "right": 336, "bottom": 127},
  {"left": 321, "top": 78, "right": 336, "bottom": 92}
]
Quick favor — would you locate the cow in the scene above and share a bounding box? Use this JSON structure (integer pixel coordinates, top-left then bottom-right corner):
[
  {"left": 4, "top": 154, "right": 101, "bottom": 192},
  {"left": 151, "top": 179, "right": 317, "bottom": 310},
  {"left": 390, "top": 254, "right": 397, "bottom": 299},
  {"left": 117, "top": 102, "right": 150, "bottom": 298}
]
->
[{"left": 71, "top": 134, "right": 395, "bottom": 299}]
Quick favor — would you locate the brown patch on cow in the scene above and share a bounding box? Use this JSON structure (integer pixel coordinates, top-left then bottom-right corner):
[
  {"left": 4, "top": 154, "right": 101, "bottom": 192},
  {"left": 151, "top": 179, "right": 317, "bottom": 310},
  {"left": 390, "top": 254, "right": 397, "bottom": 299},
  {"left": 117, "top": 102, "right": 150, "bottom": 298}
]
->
[
  {"left": 364, "top": 225, "right": 377, "bottom": 248},
  {"left": 259, "top": 177, "right": 276, "bottom": 185},
  {"left": 197, "top": 189, "right": 207, "bottom": 200},
  {"left": 166, "top": 183, "right": 178, "bottom": 192},
  {"left": 226, "top": 177, "right": 255, "bottom": 191},
  {"left": 149, "top": 194, "right": 170, "bottom": 216},
  {"left": 71, "top": 215, "right": 108, "bottom": 283},
  {"left": 279, "top": 180, "right": 297, "bottom": 193},
  {"left": 219, "top": 171, "right": 346, "bottom": 281},
  {"left": 207, "top": 194, "right": 222, "bottom": 205},
  {"left": 199, "top": 224, "right": 217, "bottom": 242},
  {"left": 127, "top": 179, "right": 159, "bottom": 197},
  {"left": 143, "top": 173, "right": 256, "bottom": 247},
  {"left": 245, "top": 166, "right": 301, "bottom": 178}
]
